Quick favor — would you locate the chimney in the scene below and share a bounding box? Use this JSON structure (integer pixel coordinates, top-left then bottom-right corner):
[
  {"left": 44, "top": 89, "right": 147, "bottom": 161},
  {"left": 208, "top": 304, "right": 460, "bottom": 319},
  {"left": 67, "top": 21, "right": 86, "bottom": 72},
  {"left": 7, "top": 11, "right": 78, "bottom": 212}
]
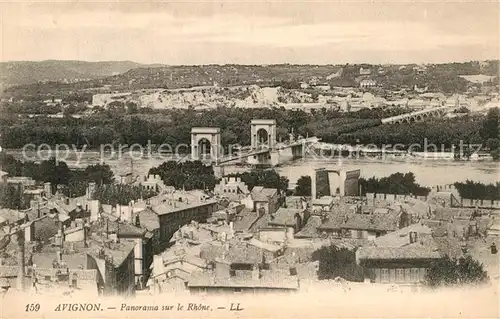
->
[
  {"left": 44, "top": 182, "right": 52, "bottom": 198},
  {"left": 409, "top": 231, "right": 418, "bottom": 244},
  {"left": 135, "top": 214, "right": 141, "bottom": 227}
]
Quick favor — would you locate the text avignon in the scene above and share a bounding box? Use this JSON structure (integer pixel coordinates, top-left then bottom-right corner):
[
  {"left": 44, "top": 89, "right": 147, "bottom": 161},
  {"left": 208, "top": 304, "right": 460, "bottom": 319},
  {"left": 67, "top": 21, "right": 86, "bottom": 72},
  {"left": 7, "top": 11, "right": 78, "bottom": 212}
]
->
[{"left": 54, "top": 304, "right": 102, "bottom": 312}]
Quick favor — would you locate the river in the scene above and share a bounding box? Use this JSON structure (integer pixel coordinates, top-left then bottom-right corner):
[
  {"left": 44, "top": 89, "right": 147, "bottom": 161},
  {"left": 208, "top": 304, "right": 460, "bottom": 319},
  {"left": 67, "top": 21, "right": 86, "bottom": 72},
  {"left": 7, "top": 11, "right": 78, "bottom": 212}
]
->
[{"left": 4, "top": 149, "right": 499, "bottom": 188}]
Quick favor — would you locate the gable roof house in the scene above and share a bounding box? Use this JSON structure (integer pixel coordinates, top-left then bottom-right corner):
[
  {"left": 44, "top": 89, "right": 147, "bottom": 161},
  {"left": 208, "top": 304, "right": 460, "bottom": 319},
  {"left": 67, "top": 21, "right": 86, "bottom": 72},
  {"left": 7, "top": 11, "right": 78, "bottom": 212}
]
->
[
  {"left": 356, "top": 224, "right": 442, "bottom": 285},
  {"left": 241, "top": 186, "right": 280, "bottom": 216},
  {"left": 316, "top": 205, "right": 411, "bottom": 240}
]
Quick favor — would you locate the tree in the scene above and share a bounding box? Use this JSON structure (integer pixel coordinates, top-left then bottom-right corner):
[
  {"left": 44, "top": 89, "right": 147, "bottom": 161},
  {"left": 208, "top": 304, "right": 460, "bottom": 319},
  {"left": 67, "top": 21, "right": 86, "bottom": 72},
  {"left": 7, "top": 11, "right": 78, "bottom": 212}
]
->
[
  {"left": 149, "top": 161, "right": 218, "bottom": 191},
  {"left": 425, "top": 255, "right": 488, "bottom": 287},
  {"left": 312, "top": 245, "right": 364, "bottom": 282},
  {"left": 480, "top": 107, "right": 499, "bottom": 141},
  {"left": 228, "top": 169, "right": 289, "bottom": 194},
  {"left": 359, "top": 172, "right": 430, "bottom": 196},
  {"left": 126, "top": 102, "right": 139, "bottom": 114},
  {"left": 295, "top": 176, "right": 312, "bottom": 196}
]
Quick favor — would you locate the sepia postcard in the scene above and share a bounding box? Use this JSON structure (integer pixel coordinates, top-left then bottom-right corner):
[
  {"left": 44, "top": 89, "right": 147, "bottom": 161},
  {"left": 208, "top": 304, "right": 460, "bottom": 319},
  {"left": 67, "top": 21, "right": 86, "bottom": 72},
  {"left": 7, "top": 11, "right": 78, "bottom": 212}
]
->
[{"left": 0, "top": 1, "right": 499, "bottom": 318}]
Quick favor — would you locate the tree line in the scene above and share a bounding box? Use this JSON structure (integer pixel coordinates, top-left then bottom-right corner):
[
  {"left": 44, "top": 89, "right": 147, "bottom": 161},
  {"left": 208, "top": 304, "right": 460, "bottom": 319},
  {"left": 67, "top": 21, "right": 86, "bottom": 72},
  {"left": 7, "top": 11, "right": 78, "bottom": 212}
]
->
[
  {"left": 0, "top": 153, "right": 155, "bottom": 208},
  {"left": 148, "top": 160, "right": 290, "bottom": 194},
  {"left": 0, "top": 107, "right": 407, "bottom": 150},
  {"left": 454, "top": 181, "right": 500, "bottom": 201}
]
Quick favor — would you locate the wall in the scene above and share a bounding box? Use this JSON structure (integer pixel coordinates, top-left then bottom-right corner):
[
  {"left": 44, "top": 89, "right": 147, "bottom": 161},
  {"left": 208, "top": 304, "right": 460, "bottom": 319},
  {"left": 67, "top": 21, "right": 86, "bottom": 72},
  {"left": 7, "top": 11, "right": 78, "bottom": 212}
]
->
[
  {"left": 365, "top": 192, "right": 500, "bottom": 209},
  {"left": 65, "top": 227, "right": 85, "bottom": 242},
  {"left": 259, "top": 228, "right": 287, "bottom": 243},
  {"left": 115, "top": 249, "right": 136, "bottom": 297},
  {"left": 365, "top": 267, "right": 426, "bottom": 284},
  {"left": 134, "top": 238, "right": 144, "bottom": 280}
]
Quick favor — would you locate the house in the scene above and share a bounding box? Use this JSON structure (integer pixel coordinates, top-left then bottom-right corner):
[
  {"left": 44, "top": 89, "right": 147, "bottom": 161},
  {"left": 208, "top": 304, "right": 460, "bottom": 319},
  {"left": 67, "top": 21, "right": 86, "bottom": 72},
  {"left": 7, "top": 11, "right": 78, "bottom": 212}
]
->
[
  {"left": 188, "top": 265, "right": 299, "bottom": 295},
  {"left": 214, "top": 177, "right": 250, "bottom": 201},
  {"left": 148, "top": 245, "right": 209, "bottom": 294},
  {"left": 86, "top": 239, "right": 136, "bottom": 297},
  {"left": 267, "top": 207, "right": 310, "bottom": 237},
  {"left": 188, "top": 242, "right": 298, "bottom": 295},
  {"left": 91, "top": 218, "right": 153, "bottom": 288},
  {"left": 359, "top": 79, "right": 376, "bottom": 88},
  {"left": 356, "top": 224, "right": 442, "bottom": 284},
  {"left": 140, "top": 174, "right": 165, "bottom": 192},
  {"left": 311, "top": 196, "right": 335, "bottom": 212},
  {"left": 152, "top": 199, "right": 218, "bottom": 243},
  {"left": 241, "top": 187, "right": 280, "bottom": 216},
  {"left": 317, "top": 205, "right": 411, "bottom": 240}
]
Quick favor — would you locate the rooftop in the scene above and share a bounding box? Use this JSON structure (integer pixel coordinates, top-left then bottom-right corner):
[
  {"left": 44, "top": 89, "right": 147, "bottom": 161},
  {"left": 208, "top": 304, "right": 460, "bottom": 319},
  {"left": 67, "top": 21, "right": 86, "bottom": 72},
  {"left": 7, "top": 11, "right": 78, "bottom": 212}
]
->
[
  {"left": 152, "top": 199, "right": 218, "bottom": 216},
  {"left": 136, "top": 208, "right": 160, "bottom": 231},
  {"left": 372, "top": 224, "right": 433, "bottom": 248},
  {"left": 268, "top": 208, "right": 305, "bottom": 227},
  {"left": 250, "top": 187, "right": 278, "bottom": 202},
  {"left": 356, "top": 242, "right": 442, "bottom": 261},
  {"left": 295, "top": 216, "right": 322, "bottom": 238},
  {"left": 341, "top": 209, "right": 402, "bottom": 232},
  {"left": 233, "top": 208, "right": 260, "bottom": 232},
  {"left": 188, "top": 268, "right": 299, "bottom": 290},
  {"left": 91, "top": 218, "right": 146, "bottom": 237},
  {"left": 87, "top": 239, "right": 136, "bottom": 267}
]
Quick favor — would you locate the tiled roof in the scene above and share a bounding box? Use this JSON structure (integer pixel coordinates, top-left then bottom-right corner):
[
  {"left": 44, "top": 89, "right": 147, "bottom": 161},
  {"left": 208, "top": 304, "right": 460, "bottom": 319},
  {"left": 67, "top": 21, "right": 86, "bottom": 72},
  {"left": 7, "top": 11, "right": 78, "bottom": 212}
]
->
[
  {"left": 87, "top": 239, "right": 135, "bottom": 267},
  {"left": 91, "top": 219, "right": 146, "bottom": 237},
  {"left": 225, "top": 242, "right": 263, "bottom": 264},
  {"left": 341, "top": 210, "right": 402, "bottom": 232},
  {"left": 295, "top": 216, "right": 322, "bottom": 238},
  {"left": 233, "top": 209, "right": 260, "bottom": 232},
  {"left": 152, "top": 199, "right": 218, "bottom": 216},
  {"left": 268, "top": 208, "right": 304, "bottom": 227},
  {"left": 188, "top": 269, "right": 299, "bottom": 289},
  {"left": 372, "top": 224, "right": 433, "bottom": 248},
  {"left": 250, "top": 187, "right": 278, "bottom": 202},
  {"left": 357, "top": 238, "right": 442, "bottom": 261},
  {"left": 317, "top": 213, "right": 347, "bottom": 231},
  {"left": 137, "top": 207, "right": 160, "bottom": 231}
]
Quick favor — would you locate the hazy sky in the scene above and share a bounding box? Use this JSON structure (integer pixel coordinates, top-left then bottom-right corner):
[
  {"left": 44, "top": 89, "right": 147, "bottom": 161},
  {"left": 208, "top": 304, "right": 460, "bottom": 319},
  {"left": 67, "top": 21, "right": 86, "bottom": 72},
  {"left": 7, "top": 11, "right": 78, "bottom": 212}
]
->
[{"left": 0, "top": 1, "right": 498, "bottom": 64}]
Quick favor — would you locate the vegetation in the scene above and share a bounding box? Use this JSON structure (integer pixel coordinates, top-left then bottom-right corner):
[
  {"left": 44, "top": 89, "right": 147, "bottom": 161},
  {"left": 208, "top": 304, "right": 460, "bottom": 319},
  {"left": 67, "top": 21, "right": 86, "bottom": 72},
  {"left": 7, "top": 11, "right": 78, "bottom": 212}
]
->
[
  {"left": 294, "top": 176, "right": 312, "bottom": 196},
  {"left": 149, "top": 161, "right": 218, "bottom": 191},
  {"left": 0, "top": 153, "right": 114, "bottom": 197},
  {"left": 92, "top": 184, "right": 157, "bottom": 206},
  {"left": 425, "top": 255, "right": 489, "bottom": 287},
  {"left": 359, "top": 172, "right": 430, "bottom": 196},
  {"left": 312, "top": 245, "right": 364, "bottom": 282},
  {"left": 0, "top": 183, "right": 22, "bottom": 209},
  {"left": 454, "top": 181, "right": 500, "bottom": 200},
  {"left": 0, "top": 107, "right": 391, "bottom": 150},
  {"left": 228, "top": 169, "right": 289, "bottom": 194},
  {"left": 480, "top": 108, "right": 500, "bottom": 159}
]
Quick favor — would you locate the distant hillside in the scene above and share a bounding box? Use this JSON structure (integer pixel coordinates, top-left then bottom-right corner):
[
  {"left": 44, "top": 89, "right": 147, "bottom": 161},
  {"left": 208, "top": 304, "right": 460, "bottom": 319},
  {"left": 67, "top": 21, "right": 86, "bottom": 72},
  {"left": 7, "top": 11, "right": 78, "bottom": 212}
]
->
[
  {"left": 2, "top": 60, "right": 498, "bottom": 99},
  {"left": 0, "top": 60, "right": 164, "bottom": 86}
]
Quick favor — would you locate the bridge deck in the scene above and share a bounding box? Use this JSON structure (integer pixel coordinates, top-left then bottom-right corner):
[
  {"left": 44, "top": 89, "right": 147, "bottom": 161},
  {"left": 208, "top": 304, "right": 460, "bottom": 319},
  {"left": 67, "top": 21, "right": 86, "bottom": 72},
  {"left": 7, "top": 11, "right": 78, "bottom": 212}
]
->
[
  {"left": 381, "top": 106, "right": 457, "bottom": 124},
  {"left": 217, "top": 137, "right": 320, "bottom": 164}
]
